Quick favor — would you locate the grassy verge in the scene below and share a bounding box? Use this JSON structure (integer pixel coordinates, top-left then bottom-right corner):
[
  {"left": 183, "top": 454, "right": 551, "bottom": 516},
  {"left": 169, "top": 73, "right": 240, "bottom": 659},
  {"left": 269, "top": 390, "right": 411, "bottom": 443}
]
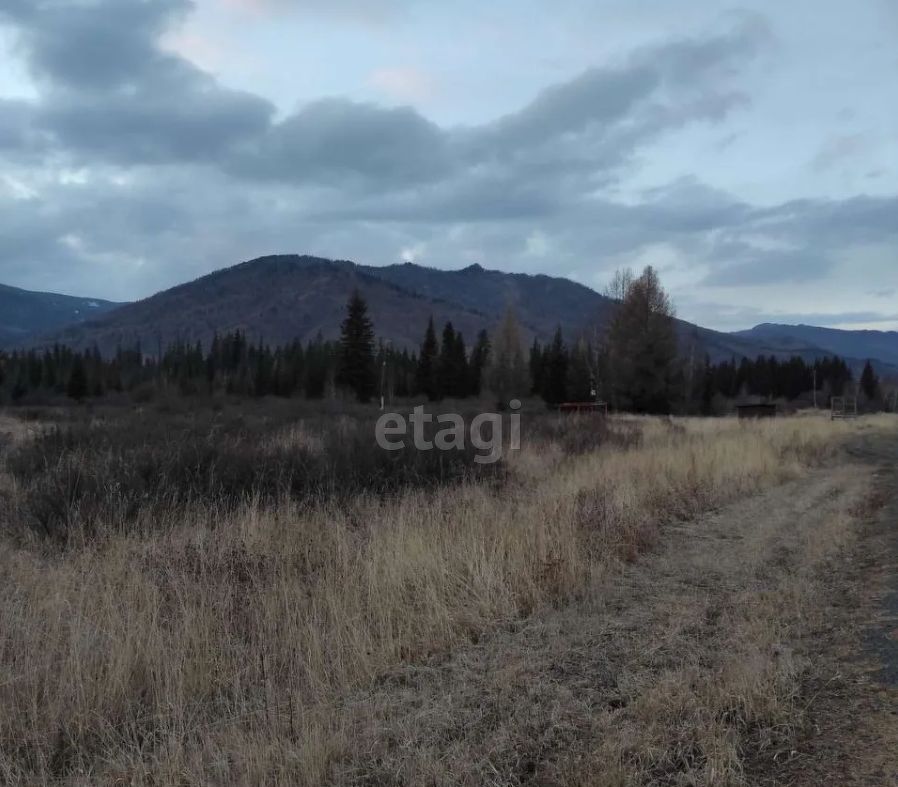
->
[{"left": 0, "top": 410, "right": 894, "bottom": 784}]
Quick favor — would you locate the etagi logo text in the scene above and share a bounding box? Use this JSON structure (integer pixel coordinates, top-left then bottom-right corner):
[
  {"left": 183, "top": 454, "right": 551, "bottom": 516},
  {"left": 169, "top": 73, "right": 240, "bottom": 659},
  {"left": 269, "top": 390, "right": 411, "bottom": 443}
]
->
[{"left": 375, "top": 401, "right": 522, "bottom": 464}]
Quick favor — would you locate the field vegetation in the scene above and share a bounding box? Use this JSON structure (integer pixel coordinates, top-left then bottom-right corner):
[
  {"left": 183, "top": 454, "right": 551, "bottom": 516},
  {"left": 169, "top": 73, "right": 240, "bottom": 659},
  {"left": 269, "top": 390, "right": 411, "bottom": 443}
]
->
[{"left": 2, "top": 401, "right": 895, "bottom": 784}]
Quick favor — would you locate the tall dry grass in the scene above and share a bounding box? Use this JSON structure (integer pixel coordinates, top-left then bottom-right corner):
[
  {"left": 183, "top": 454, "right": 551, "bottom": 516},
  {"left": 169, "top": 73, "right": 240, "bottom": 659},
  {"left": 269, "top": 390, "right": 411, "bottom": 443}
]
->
[{"left": 0, "top": 411, "right": 894, "bottom": 784}]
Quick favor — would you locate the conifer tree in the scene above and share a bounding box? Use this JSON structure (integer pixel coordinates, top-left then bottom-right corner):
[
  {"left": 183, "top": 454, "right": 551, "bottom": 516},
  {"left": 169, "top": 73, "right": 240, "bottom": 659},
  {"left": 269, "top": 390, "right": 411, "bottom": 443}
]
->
[
  {"left": 860, "top": 360, "right": 880, "bottom": 402},
  {"left": 566, "top": 338, "right": 594, "bottom": 402},
  {"left": 469, "top": 329, "right": 491, "bottom": 397},
  {"left": 66, "top": 354, "right": 88, "bottom": 402},
  {"left": 435, "top": 322, "right": 470, "bottom": 398},
  {"left": 416, "top": 316, "right": 440, "bottom": 401},
  {"left": 437, "top": 321, "right": 457, "bottom": 399},
  {"left": 336, "top": 291, "right": 376, "bottom": 402},
  {"left": 451, "top": 331, "right": 469, "bottom": 398},
  {"left": 543, "top": 327, "right": 568, "bottom": 405},
  {"left": 529, "top": 339, "right": 545, "bottom": 397},
  {"left": 304, "top": 335, "right": 330, "bottom": 399}
]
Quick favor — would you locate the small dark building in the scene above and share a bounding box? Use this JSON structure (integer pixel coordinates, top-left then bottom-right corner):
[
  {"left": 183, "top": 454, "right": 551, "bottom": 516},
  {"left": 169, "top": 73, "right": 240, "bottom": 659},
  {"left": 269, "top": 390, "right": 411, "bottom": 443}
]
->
[{"left": 736, "top": 403, "right": 777, "bottom": 419}]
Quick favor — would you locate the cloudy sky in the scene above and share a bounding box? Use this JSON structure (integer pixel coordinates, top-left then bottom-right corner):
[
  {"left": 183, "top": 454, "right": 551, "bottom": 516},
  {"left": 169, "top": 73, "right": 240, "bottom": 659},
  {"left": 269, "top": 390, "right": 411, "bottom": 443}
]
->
[{"left": 0, "top": 0, "right": 896, "bottom": 331}]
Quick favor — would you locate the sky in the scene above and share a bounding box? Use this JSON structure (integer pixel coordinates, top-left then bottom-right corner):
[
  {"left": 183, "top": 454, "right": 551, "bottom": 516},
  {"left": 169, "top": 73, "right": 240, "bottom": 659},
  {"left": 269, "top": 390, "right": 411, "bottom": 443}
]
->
[{"left": 0, "top": 0, "right": 896, "bottom": 332}]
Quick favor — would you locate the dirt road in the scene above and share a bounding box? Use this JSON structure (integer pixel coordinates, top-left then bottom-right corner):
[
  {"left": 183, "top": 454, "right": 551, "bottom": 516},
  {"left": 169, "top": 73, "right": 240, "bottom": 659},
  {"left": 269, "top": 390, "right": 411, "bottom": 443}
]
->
[
  {"left": 330, "top": 434, "right": 898, "bottom": 786},
  {"left": 765, "top": 433, "right": 898, "bottom": 787}
]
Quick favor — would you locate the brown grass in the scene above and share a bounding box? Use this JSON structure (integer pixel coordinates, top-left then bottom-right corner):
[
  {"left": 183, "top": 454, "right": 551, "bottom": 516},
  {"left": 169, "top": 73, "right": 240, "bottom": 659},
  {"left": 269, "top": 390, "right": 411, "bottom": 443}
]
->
[{"left": 0, "top": 411, "right": 895, "bottom": 785}]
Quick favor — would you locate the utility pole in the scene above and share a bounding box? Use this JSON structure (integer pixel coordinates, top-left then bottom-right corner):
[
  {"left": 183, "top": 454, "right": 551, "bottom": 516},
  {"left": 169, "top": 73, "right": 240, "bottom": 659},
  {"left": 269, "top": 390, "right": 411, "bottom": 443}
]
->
[
  {"left": 812, "top": 367, "right": 817, "bottom": 409},
  {"left": 379, "top": 339, "right": 392, "bottom": 411}
]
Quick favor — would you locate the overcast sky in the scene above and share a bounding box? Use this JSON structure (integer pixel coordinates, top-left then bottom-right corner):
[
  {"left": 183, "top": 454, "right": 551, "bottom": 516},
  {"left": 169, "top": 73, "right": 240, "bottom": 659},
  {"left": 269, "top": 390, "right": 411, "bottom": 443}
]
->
[{"left": 1, "top": 0, "right": 896, "bottom": 331}]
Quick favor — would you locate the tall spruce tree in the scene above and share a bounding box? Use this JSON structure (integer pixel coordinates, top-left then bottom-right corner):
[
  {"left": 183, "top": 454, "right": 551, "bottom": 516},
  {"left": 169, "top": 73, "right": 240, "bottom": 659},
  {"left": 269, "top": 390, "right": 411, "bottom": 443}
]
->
[
  {"left": 860, "top": 360, "right": 880, "bottom": 402},
  {"left": 529, "top": 339, "right": 545, "bottom": 397},
  {"left": 66, "top": 354, "right": 88, "bottom": 402},
  {"left": 416, "top": 317, "right": 440, "bottom": 401},
  {"left": 469, "top": 330, "right": 491, "bottom": 397},
  {"left": 566, "top": 338, "right": 594, "bottom": 402},
  {"left": 437, "top": 322, "right": 457, "bottom": 398},
  {"left": 336, "top": 291, "right": 376, "bottom": 402},
  {"left": 543, "top": 327, "right": 568, "bottom": 405},
  {"left": 449, "top": 330, "right": 469, "bottom": 398},
  {"left": 435, "top": 322, "right": 470, "bottom": 398}
]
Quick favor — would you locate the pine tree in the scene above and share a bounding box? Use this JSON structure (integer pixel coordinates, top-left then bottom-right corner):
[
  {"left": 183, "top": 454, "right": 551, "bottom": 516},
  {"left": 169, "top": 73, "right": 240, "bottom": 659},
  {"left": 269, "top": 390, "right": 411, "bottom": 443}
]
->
[
  {"left": 469, "top": 330, "right": 491, "bottom": 397},
  {"left": 542, "top": 327, "right": 568, "bottom": 405},
  {"left": 66, "top": 355, "right": 88, "bottom": 402},
  {"left": 253, "top": 342, "right": 274, "bottom": 397},
  {"left": 437, "top": 322, "right": 457, "bottom": 399},
  {"left": 860, "top": 360, "right": 880, "bottom": 401},
  {"left": 416, "top": 316, "right": 440, "bottom": 401},
  {"left": 304, "top": 335, "right": 329, "bottom": 399},
  {"left": 433, "top": 322, "right": 470, "bottom": 399},
  {"left": 529, "top": 339, "right": 545, "bottom": 397},
  {"left": 566, "top": 338, "right": 594, "bottom": 402},
  {"left": 336, "top": 291, "right": 376, "bottom": 403},
  {"left": 700, "top": 354, "right": 715, "bottom": 415},
  {"left": 452, "top": 332, "right": 469, "bottom": 398}
]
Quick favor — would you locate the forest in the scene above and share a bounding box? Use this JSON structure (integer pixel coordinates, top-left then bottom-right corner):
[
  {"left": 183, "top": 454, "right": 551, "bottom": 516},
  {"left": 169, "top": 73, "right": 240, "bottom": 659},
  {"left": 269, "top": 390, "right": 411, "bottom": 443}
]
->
[{"left": 0, "top": 267, "right": 885, "bottom": 413}]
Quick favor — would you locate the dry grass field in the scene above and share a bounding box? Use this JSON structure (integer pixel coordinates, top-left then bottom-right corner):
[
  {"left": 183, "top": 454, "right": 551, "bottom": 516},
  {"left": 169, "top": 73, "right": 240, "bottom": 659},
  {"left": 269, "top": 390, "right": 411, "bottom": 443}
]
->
[{"left": 1, "top": 405, "right": 897, "bottom": 785}]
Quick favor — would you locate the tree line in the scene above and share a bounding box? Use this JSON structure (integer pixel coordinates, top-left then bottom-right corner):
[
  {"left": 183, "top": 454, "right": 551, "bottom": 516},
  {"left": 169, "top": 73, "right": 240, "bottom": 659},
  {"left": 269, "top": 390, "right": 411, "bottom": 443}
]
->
[{"left": 0, "top": 266, "right": 887, "bottom": 411}]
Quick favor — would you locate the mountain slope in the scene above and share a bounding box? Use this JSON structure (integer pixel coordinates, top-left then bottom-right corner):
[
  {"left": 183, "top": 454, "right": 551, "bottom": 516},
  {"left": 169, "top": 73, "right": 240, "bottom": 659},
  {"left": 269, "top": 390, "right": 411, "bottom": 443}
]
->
[
  {"left": 21, "top": 255, "right": 898, "bottom": 375},
  {"left": 734, "top": 324, "right": 898, "bottom": 367},
  {"left": 0, "top": 283, "right": 122, "bottom": 348},
  {"left": 358, "top": 262, "right": 616, "bottom": 342},
  {"left": 31, "top": 256, "right": 501, "bottom": 356}
]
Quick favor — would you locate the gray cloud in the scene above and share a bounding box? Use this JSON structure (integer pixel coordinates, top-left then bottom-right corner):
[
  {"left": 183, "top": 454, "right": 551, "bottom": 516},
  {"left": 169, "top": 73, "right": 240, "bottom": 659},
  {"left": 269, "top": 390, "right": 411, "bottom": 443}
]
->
[
  {"left": 39, "top": 83, "right": 272, "bottom": 165},
  {"left": 0, "top": 99, "right": 38, "bottom": 151},
  {"left": 810, "top": 134, "right": 867, "bottom": 172},
  {"left": 1, "top": 153, "right": 896, "bottom": 316},
  {"left": 2, "top": 0, "right": 273, "bottom": 165},
  {"left": 465, "top": 65, "right": 659, "bottom": 158},
  {"left": 703, "top": 245, "right": 830, "bottom": 286},
  {"left": 0, "top": 2, "right": 895, "bottom": 332},
  {"left": 698, "top": 194, "right": 898, "bottom": 286},
  {"left": 1, "top": 0, "right": 189, "bottom": 91},
  {"left": 0, "top": 1, "right": 766, "bottom": 192},
  {"left": 231, "top": 98, "right": 449, "bottom": 188}
]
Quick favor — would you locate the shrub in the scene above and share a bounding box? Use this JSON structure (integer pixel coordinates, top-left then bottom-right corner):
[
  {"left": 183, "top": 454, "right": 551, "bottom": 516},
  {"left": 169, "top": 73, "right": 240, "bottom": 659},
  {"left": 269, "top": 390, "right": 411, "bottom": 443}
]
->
[{"left": 4, "top": 407, "right": 502, "bottom": 543}]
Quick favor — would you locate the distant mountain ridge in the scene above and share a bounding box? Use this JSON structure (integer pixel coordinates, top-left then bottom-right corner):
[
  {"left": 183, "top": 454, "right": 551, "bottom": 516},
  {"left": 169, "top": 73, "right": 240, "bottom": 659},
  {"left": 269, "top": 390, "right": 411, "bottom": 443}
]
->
[
  {"left": 23, "top": 255, "right": 620, "bottom": 356},
  {"left": 734, "top": 323, "right": 898, "bottom": 369},
  {"left": 0, "top": 283, "right": 122, "bottom": 348},
  {"left": 5, "top": 255, "right": 897, "bottom": 377}
]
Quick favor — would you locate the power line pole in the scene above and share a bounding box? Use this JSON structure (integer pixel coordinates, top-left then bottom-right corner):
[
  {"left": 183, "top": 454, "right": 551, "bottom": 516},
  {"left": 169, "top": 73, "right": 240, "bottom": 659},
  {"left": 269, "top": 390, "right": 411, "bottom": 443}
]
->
[{"left": 380, "top": 340, "right": 392, "bottom": 411}]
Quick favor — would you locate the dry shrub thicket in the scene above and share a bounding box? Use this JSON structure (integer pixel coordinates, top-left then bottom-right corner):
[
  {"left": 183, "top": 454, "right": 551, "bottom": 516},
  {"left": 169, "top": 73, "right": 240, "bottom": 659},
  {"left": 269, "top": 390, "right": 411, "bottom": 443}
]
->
[{"left": 0, "top": 405, "right": 893, "bottom": 784}]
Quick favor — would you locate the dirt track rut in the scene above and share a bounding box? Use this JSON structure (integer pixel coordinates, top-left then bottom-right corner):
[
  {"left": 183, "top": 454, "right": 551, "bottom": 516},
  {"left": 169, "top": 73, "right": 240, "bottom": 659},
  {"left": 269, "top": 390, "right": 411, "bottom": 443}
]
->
[{"left": 329, "top": 435, "right": 898, "bottom": 786}]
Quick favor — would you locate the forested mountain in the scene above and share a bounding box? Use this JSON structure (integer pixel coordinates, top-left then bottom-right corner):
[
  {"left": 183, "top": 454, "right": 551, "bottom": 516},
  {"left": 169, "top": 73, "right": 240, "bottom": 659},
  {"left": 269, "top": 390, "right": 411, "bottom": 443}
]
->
[
  {"left": 733, "top": 324, "right": 898, "bottom": 371},
  {"left": 27, "top": 255, "right": 611, "bottom": 357},
  {"left": 0, "top": 283, "right": 122, "bottom": 348},
  {"left": 7, "top": 255, "right": 897, "bottom": 375}
]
